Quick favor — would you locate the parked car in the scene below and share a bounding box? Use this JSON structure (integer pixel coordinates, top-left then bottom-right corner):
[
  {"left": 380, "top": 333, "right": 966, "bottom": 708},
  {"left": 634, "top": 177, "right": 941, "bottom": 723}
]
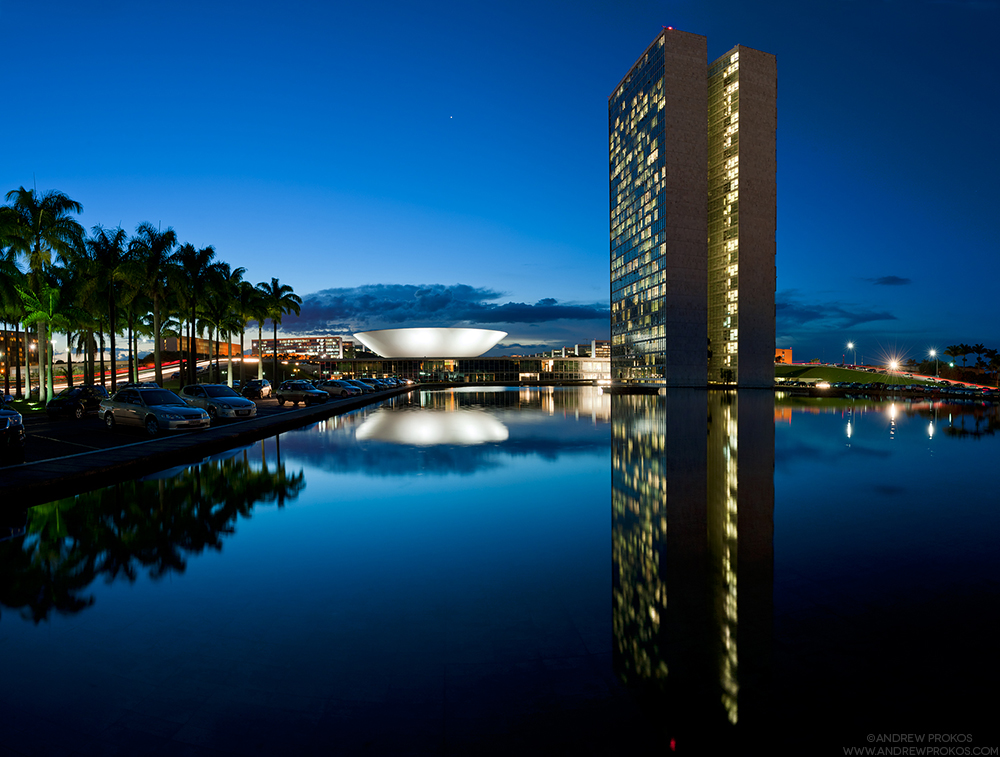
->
[
  {"left": 1, "top": 395, "right": 25, "bottom": 463},
  {"left": 241, "top": 379, "right": 272, "bottom": 399},
  {"left": 315, "top": 379, "right": 362, "bottom": 398},
  {"left": 119, "top": 382, "right": 160, "bottom": 390},
  {"left": 45, "top": 384, "right": 110, "bottom": 419},
  {"left": 180, "top": 384, "right": 258, "bottom": 420},
  {"left": 344, "top": 379, "right": 375, "bottom": 395},
  {"left": 274, "top": 380, "right": 328, "bottom": 406},
  {"left": 358, "top": 378, "right": 389, "bottom": 391},
  {"left": 101, "top": 387, "right": 211, "bottom": 436}
]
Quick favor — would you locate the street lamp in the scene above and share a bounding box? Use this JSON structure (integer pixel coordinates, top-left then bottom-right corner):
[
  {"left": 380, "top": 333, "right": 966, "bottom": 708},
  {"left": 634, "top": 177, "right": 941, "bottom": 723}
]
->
[
  {"left": 929, "top": 349, "right": 938, "bottom": 378},
  {"left": 847, "top": 342, "right": 857, "bottom": 368}
]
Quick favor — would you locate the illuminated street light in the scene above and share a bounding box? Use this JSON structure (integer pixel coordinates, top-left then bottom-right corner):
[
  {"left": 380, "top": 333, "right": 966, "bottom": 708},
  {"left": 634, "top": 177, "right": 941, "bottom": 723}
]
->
[
  {"left": 847, "top": 341, "right": 857, "bottom": 367},
  {"left": 929, "top": 349, "right": 938, "bottom": 378}
]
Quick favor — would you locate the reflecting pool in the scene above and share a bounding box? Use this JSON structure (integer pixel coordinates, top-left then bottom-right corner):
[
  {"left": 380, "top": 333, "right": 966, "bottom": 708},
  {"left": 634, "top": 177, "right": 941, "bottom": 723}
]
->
[{"left": 1, "top": 388, "right": 997, "bottom": 755}]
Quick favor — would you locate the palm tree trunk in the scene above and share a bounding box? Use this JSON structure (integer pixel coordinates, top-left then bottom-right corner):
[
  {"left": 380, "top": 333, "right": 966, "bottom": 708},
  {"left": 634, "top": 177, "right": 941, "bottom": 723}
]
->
[
  {"left": 126, "top": 316, "right": 134, "bottom": 383},
  {"left": 190, "top": 305, "right": 197, "bottom": 386},
  {"left": 257, "top": 322, "right": 264, "bottom": 380},
  {"left": 45, "top": 321, "right": 54, "bottom": 402},
  {"left": 66, "top": 331, "right": 74, "bottom": 388},
  {"left": 14, "top": 322, "right": 23, "bottom": 399},
  {"left": 225, "top": 330, "right": 233, "bottom": 387},
  {"left": 153, "top": 295, "right": 163, "bottom": 387},
  {"left": 98, "top": 327, "right": 106, "bottom": 390},
  {"left": 272, "top": 320, "right": 279, "bottom": 386},
  {"left": 37, "top": 318, "right": 48, "bottom": 402},
  {"left": 108, "top": 292, "right": 118, "bottom": 394},
  {"left": 2, "top": 325, "right": 10, "bottom": 397}
]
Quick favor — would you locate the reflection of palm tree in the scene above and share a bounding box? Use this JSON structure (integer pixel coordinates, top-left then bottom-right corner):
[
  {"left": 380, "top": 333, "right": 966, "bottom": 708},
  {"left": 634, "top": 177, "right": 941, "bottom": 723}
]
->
[{"left": 0, "top": 451, "right": 304, "bottom": 623}]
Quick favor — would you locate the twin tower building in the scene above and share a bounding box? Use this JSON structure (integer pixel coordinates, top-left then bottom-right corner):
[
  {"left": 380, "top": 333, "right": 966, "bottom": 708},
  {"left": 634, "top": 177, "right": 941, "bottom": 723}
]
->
[{"left": 610, "top": 29, "right": 776, "bottom": 387}]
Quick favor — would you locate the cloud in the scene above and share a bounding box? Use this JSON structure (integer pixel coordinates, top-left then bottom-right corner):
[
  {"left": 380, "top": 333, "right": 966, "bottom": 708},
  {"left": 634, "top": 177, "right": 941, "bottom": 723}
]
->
[
  {"left": 281, "top": 284, "right": 610, "bottom": 335},
  {"left": 776, "top": 290, "right": 898, "bottom": 329},
  {"left": 870, "top": 276, "right": 911, "bottom": 286}
]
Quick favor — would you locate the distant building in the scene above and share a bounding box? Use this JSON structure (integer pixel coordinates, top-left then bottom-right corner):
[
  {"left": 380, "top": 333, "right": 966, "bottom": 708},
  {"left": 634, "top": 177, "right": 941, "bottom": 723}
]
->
[
  {"left": 317, "top": 355, "right": 610, "bottom": 384},
  {"left": 775, "top": 348, "right": 792, "bottom": 364},
  {"left": 252, "top": 336, "right": 353, "bottom": 360},
  {"left": 609, "top": 29, "right": 775, "bottom": 386},
  {"left": 162, "top": 336, "right": 241, "bottom": 357}
]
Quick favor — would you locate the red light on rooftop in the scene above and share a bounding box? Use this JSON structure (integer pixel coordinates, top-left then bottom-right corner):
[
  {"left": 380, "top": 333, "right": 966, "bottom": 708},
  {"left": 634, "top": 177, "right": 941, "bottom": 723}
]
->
[{"left": 667, "top": 26, "right": 673, "bottom": 30}]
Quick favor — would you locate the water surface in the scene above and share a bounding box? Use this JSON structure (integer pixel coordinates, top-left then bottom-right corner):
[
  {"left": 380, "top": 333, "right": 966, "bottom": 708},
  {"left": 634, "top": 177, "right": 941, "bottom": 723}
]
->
[{"left": 1, "top": 388, "right": 997, "bottom": 755}]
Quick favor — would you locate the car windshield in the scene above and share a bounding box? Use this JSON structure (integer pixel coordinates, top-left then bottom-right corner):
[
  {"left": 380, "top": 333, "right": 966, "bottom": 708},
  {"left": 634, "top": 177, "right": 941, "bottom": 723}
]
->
[
  {"left": 57, "top": 387, "right": 82, "bottom": 397},
  {"left": 204, "top": 386, "right": 240, "bottom": 398},
  {"left": 138, "top": 390, "right": 187, "bottom": 407}
]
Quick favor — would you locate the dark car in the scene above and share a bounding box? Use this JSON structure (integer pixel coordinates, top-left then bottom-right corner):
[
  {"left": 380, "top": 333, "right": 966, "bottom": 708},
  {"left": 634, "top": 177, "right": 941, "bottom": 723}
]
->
[
  {"left": 274, "top": 380, "right": 328, "bottom": 407},
  {"left": 45, "top": 384, "right": 111, "bottom": 419},
  {"left": 1, "top": 395, "right": 26, "bottom": 464},
  {"left": 241, "top": 379, "right": 272, "bottom": 399}
]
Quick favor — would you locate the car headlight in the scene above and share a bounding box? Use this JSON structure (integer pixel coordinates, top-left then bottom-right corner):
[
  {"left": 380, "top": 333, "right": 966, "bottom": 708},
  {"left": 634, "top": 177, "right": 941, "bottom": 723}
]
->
[{"left": 163, "top": 413, "right": 184, "bottom": 420}]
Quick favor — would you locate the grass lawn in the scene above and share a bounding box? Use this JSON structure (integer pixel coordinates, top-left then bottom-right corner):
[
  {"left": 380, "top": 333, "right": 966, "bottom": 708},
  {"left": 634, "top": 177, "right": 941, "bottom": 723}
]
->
[{"left": 774, "top": 364, "right": 936, "bottom": 385}]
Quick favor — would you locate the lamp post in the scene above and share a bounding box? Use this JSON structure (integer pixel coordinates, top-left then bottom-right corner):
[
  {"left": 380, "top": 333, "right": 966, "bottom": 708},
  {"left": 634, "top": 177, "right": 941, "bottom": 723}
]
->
[
  {"left": 847, "top": 342, "right": 857, "bottom": 368},
  {"left": 929, "top": 349, "right": 938, "bottom": 378}
]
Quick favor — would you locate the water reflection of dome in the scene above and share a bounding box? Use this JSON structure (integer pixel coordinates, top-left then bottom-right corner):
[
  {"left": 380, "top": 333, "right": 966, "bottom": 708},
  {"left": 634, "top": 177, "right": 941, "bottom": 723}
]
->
[
  {"left": 353, "top": 327, "right": 507, "bottom": 358},
  {"left": 355, "top": 409, "right": 509, "bottom": 445}
]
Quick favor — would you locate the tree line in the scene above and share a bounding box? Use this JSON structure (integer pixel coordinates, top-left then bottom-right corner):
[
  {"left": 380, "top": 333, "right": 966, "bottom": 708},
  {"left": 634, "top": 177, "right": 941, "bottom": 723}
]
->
[
  {"left": 0, "top": 187, "right": 303, "bottom": 402},
  {"left": 914, "top": 343, "right": 1000, "bottom": 386}
]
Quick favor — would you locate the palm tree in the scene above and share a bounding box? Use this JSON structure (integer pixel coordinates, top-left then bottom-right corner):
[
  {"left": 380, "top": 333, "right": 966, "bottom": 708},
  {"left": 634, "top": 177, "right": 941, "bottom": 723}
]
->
[
  {"left": 0, "top": 257, "right": 25, "bottom": 397},
  {"left": 233, "top": 280, "right": 263, "bottom": 386},
  {"left": 3, "top": 188, "right": 84, "bottom": 400},
  {"left": 130, "top": 223, "right": 177, "bottom": 387},
  {"left": 256, "top": 278, "right": 301, "bottom": 385},
  {"left": 16, "top": 277, "right": 86, "bottom": 401},
  {"left": 984, "top": 348, "right": 1000, "bottom": 388},
  {"left": 87, "top": 226, "right": 131, "bottom": 393},
  {"left": 205, "top": 263, "right": 245, "bottom": 385},
  {"left": 170, "top": 244, "right": 221, "bottom": 386}
]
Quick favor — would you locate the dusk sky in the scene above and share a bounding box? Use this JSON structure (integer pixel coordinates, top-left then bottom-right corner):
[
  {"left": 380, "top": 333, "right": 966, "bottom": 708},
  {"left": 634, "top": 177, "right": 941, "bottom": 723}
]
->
[{"left": 4, "top": 0, "right": 998, "bottom": 362}]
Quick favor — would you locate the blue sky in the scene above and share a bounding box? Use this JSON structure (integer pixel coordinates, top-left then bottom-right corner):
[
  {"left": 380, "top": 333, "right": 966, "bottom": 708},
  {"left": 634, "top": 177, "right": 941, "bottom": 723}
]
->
[{"left": 3, "top": 0, "right": 998, "bottom": 361}]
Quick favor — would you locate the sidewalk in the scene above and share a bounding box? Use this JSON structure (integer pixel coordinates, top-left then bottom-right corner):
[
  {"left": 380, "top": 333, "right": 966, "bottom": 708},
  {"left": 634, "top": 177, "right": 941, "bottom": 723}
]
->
[{"left": 2, "top": 387, "right": 414, "bottom": 507}]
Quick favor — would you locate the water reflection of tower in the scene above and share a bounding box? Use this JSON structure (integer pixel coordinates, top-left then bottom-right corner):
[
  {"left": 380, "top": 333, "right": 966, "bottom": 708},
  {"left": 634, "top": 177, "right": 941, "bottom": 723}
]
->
[
  {"left": 706, "top": 390, "right": 773, "bottom": 735},
  {"left": 611, "top": 390, "right": 774, "bottom": 748}
]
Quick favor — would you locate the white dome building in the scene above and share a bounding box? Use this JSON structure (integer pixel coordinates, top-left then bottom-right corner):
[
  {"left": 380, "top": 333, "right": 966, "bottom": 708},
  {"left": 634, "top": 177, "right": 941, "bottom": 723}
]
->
[{"left": 353, "top": 328, "right": 507, "bottom": 358}]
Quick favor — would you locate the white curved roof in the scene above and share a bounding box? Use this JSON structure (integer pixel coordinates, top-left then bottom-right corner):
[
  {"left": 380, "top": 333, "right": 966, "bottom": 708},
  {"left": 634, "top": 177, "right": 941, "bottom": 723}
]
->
[{"left": 353, "top": 327, "right": 507, "bottom": 358}]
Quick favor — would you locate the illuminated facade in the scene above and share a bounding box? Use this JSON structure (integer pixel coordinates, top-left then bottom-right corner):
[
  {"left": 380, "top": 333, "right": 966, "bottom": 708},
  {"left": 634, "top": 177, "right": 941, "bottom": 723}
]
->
[
  {"left": 252, "top": 336, "right": 351, "bottom": 360},
  {"left": 353, "top": 328, "right": 507, "bottom": 358},
  {"left": 707, "top": 46, "right": 777, "bottom": 386},
  {"left": 609, "top": 30, "right": 775, "bottom": 387}
]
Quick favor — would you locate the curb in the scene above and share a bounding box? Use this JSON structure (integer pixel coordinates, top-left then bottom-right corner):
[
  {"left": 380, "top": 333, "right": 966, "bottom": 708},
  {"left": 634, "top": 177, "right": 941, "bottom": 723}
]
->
[{"left": 2, "top": 387, "right": 415, "bottom": 508}]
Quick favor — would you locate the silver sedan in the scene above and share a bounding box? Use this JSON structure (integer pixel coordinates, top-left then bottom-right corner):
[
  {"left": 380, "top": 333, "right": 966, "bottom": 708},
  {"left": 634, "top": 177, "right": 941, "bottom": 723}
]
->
[
  {"left": 101, "top": 388, "right": 211, "bottom": 436},
  {"left": 180, "top": 384, "right": 258, "bottom": 421}
]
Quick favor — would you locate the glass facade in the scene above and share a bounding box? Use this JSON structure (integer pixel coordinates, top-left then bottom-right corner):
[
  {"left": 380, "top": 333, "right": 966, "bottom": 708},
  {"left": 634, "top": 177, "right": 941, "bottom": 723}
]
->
[
  {"left": 610, "top": 32, "right": 774, "bottom": 387},
  {"left": 317, "top": 357, "right": 610, "bottom": 383},
  {"left": 609, "top": 36, "right": 668, "bottom": 382},
  {"left": 707, "top": 50, "right": 741, "bottom": 384}
]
